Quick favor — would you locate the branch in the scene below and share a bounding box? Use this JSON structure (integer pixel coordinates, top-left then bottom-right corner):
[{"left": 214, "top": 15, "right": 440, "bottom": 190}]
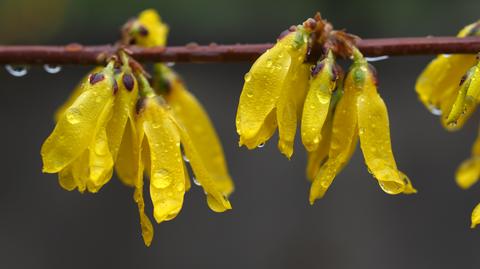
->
[{"left": 0, "top": 36, "right": 479, "bottom": 65}]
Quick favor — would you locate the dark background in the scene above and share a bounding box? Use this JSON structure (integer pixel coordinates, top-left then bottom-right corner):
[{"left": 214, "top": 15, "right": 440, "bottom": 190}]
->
[{"left": 1, "top": 0, "right": 480, "bottom": 268}]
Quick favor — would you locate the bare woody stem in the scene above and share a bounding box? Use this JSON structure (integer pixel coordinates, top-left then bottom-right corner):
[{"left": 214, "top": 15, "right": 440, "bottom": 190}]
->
[{"left": 0, "top": 36, "right": 479, "bottom": 65}]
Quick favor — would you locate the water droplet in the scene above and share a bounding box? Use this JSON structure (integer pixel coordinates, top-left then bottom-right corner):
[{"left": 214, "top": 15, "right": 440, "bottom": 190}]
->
[
  {"left": 152, "top": 122, "right": 161, "bottom": 128},
  {"left": 95, "top": 139, "right": 108, "bottom": 156},
  {"left": 266, "top": 59, "right": 273, "bottom": 68},
  {"left": 244, "top": 72, "right": 252, "bottom": 82},
  {"left": 257, "top": 142, "right": 265, "bottom": 148},
  {"left": 193, "top": 176, "right": 201, "bottom": 186},
  {"left": 65, "top": 109, "right": 81, "bottom": 124},
  {"left": 5, "top": 65, "right": 28, "bottom": 77},
  {"left": 166, "top": 62, "right": 175, "bottom": 67},
  {"left": 427, "top": 104, "right": 442, "bottom": 116},
  {"left": 443, "top": 54, "right": 451, "bottom": 58},
  {"left": 246, "top": 91, "right": 253, "bottom": 98},
  {"left": 365, "top": 55, "right": 389, "bottom": 62},
  {"left": 152, "top": 169, "right": 171, "bottom": 188},
  {"left": 43, "top": 64, "right": 62, "bottom": 74},
  {"left": 320, "top": 180, "right": 329, "bottom": 188},
  {"left": 359, "top": 127, "right": 366, "bottom": 135},
  {"left": 182, "top": 154, "right": 189, "bottom": 163}
]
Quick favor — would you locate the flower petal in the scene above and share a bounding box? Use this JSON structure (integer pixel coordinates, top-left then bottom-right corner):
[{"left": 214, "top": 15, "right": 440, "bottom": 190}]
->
[
  {"left": 42, "top": 67, "right": 115, "bottom": 173},
  {"left": 236, "top": 34, "right": 294, "bottom": 144},
  {"left": 356, "top": 66, "right": 407, "bottom": 195},
  {"left": 301, "top": 54, "right": 336, "bottom": 152},
  {"left": 309, "top": 68, "right": 359, "bottom": 203},
  {"left": 115, "top": 118, "right": 138, "bottom": 187},
  {"left": 140, "top": 98, "right": 186, "bottom": 223},
  {"left": 472, "top": 203, "right": 480, "bottom": 228},
  {"left": 160, "top": 66, "right": 234, "bottom": 196},
  {"left": 132, "top": 9, "right": 169, "bottom": 47}
]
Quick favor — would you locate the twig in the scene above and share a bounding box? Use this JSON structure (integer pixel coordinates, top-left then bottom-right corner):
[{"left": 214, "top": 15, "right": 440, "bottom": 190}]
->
[{"left": 0, "top": 36, "right": 479, "bottom": 65}]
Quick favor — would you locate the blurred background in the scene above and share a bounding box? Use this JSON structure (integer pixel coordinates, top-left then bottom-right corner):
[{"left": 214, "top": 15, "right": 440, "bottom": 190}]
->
[{"left": 1, "top": 0, "right": 480, "bottom": 268}]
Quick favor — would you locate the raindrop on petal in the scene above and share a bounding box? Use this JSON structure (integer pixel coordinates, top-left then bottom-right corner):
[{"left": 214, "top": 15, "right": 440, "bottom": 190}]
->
[
  {"left": 257, "top": 143, "right": 265, "bottom": 148},
  {"left": 427, "top": 104, "right": 442, "bottom": 116},
  {"left": 43, "top": 64, "right": 62, "bottom": 74},
  {"left": 166, "top": 62, "right": 175, "bottom": 67},
  {"left": 182, "top": 154, "right": 190, "bottom": 163},
  {"left": 5, "top": 65, "right": 28, "bottom": 77}
]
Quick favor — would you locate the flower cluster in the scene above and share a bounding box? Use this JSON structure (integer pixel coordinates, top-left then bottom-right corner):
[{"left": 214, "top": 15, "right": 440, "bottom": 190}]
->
[
  {"left": 41, "top": 10, "right": 234, "bottom": 246},
  {"left": 416, "top": 20, "right": 480, "bottom": 228},
  {"left": 236, "top": 15, "right": 416, "bottom": 203}
]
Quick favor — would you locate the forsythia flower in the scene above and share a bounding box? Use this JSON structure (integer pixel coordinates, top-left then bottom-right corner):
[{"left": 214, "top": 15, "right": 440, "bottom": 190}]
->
[
  {"left": 308, "top": 49, "right": 416, "bottom": 203},
  {"left": 236, "top": 26, "right": 311, "bottom": 158},
  {"left": 415, "top": 20, "right": 480, "bottom": 130},
  {"left": 42, "top": 9, "right": 234, "bottom": 246},
  {"left": 129, "top": 9, "right": 169, "bottom": 47},
  {"left": 416, "top": 21, "right": 480, "bottom": 229},
  {"left": 236, "top": 15, "right": 415, "bottom": 201}
]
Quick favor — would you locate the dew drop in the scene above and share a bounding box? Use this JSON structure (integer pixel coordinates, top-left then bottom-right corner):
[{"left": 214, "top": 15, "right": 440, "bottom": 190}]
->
[
  {"left": 192, "top": 176, "right": 201, "bottom": 186},
  {"left": 359, "top": 127, "right": 366, "bottom": 135},
  {"left": 257, "top": 142, "right": 265, "bottom": 148},
  {"left": 266, "top": 59, "right": 273, "bottom": 68},
  {"left": 244, "top": 72, "right": 251, "bottom": 82},
  {"left": 95, "top": 139, "right": 108, "bottom": 156},
  {"left": 320, "top": 180, "right": 329, "bottom": 188},
  {"left": 65, "top": 109, "right": 81, "bottom": 124},
  {"left": 43, "top": 64, "right": 62, "bottom": 74},
  {"left": 166, "top": 62, "right": 175, "bottom": 67},
  {"left": 443, "top": 54, "right": 451, "bottom": 58},
  {"left": 246, "top": 91, "right": 254, "bottom": 98},
  {"left": 427, "top": 104, "right": 442, "bottom": 116},
  {"left": 5, "top": 65, "right": 28, "bottom": 77},
  {"left": 182, "top": 154, "right": 190, "bottom": 163},
  {"left": 365, "top": 55, "right": 390, "bottom": 62},
  {"left": 152, "top": 169, "right": 171, "bottom": 188}
]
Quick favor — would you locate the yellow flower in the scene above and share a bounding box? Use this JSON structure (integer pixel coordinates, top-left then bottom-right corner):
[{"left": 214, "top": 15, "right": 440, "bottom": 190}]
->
[
  {"left": 125, "top": 75, "right": 232, "bottom": 245},
  {"left": 153, "top": 64, "right": 234, "bottom": 197},
  {"left": 42, "top": 62, "right": 117, "bottom": 193},
  {"left": 471, "top": 203, "right": 480, "bottom": 228},
  {"left": 130, "top": 9, "right": 169, "bottom": 47},
  {"left": 301, "top": 50, "right": 338, "bottom": 152},
  {"left": 415, "top": 20, "right": 480, "bottom": 131},
  {"left": 456, "top": 128, "right": 480, "bottom": 189},
  {"left": 236, "top": 27, "right": 311, "bottom": 158},
  {"left": 309, "top": 49, "right": 416, "bottom": 204}
]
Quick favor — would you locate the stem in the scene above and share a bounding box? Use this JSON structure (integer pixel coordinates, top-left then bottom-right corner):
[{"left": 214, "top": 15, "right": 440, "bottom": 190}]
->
[{"left": 0, "top": 36, "right": 479, "bottom": 65}]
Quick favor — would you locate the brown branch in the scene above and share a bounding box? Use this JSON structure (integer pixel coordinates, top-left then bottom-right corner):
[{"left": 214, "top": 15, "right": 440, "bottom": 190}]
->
[{"left": 0, "top": 36, "right": 479, "bottom": 65}]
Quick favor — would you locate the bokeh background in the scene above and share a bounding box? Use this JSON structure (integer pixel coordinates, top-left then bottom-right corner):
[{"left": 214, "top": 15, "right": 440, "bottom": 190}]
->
[{"left": 1, "top": 0, "right": 480, "bottom": 268}]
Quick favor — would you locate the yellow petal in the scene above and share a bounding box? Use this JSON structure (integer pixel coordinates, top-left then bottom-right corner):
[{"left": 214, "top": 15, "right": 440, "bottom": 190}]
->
[
  {"left": 115, "top": 118, "right": 138, "bottom": 187},
  {"left": 416, "top": 21, "right": 479, "bottom": 120},
  {"left": 134, "top": 185, "right": 154, "bottom": 246},
  {"left": 71, "top": 150, "right": 90, "bottom": 193},
  {"left": 238, "top": 108, "right": 277, "bottom": 149},
  {"left": 42, "top": 67, "right": 115, "bottom": 173},
  {"left": 132, "top": 9, "right": 169, "bottom": 47},
  {"left": 306, "top": 113, "right": 333, "bottom": 181},
  {"left": 471, "top": 202, "right": 480, "bottom": 228},
  {"left": 456, "top": 157, "right": 480, "bottom": 189},
  {"left": 399, "top": 171, "right": 417, "bottom": 194},
  {"left": 169, "top": 109, "right": 232, "bottom": 212},
  {"left": 139, "top": 97, "right": 186, "bottom": 223},
  {"left": 301, "top": 53, "right": 336, "bottom": 152},
  {"left": 107, "top": 72, "right": 139, "bottom": 162},
  {"left": 158, "top": 65, "right": 234, "bottom": 196},
  {"left": 236, "top": 33, "right": 294, "bottom": 145},
  {"left": 309, "top": 65, "right": 359, "bottom": 203},
  {"left": 276, "top": 32, "right": 310, "bottom": 158},
  {"left": 444, "top": 66, "right": 476, "bottom": 126},
  {"left": 356, "top": 65, "right": 407, "bottom": 195},
  {"left": 58, "top": 165, "right": 76, "bottom": 191},
  {"left": 54, "top": 67, "right": 103, "bottom": 122}
]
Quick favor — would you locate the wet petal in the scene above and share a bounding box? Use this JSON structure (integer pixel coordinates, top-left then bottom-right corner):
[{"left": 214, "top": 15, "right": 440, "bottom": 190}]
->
[
  {"left": 115, "top": 118, "right": 138, "bottom": 187},
  {"left": 238, "top": 108, "right": 277, "bottom": 149},
  {"left": 456, "top": 157, "right": 480, "bottom": 189},
  {"left": 42, "top": 67, "right": 115, "bottom": 173},
  {"left": 309, "top": 65, "right": 359, "bottom": 203},
  {"left": 140, "top": 98, "right": 186, "bottom": 223},
  {"left": 107, "top": 72, "right": 139, "bottom": 162},
  {"left": 302, "top": 53, "right": 336, "bottom": 152},
  {"left": 58, "top": 165, "right": 76, "bottom": 191},
  {"left": 236, "top": 33, "right": 294, "bottom": 144},
  {"left": 160, "top": 65, "right": 234, "bottom": 196},
  {"left": 357, "top": 66, "right": 407, "bottom": 195},
  {"left": 54, "top": 67, "right": 103, "bottom": 122}
]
